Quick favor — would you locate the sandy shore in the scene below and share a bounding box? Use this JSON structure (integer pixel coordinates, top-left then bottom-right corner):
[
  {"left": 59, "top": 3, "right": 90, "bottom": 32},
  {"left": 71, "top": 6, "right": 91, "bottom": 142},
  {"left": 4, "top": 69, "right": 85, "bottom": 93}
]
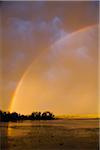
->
[{"left": 0, "top": 119, "right": 99, "bottom": 150}]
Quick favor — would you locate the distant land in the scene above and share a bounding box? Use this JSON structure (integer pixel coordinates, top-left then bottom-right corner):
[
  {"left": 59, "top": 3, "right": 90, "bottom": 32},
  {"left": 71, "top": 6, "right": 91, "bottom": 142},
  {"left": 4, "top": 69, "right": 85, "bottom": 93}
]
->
[
  {"left": 56, "top": 114, "right": 100, "bottom": 119},
  {"left": 0, "top": 109, "right": 99, "bottom": 122}
]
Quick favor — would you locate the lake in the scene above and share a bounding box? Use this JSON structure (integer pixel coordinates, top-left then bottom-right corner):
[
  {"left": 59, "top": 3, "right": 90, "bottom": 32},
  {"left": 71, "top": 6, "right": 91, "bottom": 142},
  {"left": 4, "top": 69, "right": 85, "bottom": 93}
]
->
[{"left": 0, "top": 119, "right": 99, "bottom": 150}]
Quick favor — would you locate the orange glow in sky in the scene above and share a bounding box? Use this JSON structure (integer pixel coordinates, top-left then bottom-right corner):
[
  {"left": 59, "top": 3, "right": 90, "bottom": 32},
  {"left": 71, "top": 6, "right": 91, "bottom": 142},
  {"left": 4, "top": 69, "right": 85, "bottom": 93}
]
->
[{"left": 0, "top": 1, "right": 99, "bottom": 116}]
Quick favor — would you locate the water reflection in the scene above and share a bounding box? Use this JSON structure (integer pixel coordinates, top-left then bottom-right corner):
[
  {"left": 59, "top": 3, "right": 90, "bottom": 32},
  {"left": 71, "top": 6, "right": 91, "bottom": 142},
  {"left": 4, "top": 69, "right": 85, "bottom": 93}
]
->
[
  {"left": 0, "top": 119, "right": 99, "bottom": 150},
  {"left": 0, "top": 122, "right": 9, "bottom": 150}
]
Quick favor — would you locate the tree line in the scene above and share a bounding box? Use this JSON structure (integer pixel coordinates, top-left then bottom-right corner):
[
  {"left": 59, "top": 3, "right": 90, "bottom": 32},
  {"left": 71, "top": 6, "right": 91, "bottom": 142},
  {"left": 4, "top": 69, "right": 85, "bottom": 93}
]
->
[{"left": 0, "top": 110, "right": 55, "bottom": 122}]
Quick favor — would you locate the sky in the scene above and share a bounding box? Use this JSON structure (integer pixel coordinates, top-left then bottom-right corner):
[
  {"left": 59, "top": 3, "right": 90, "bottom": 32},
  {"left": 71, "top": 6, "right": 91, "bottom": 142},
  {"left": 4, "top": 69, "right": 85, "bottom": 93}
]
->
[{"left": 0, "top": 1, "right": 99, "bottom": 115}]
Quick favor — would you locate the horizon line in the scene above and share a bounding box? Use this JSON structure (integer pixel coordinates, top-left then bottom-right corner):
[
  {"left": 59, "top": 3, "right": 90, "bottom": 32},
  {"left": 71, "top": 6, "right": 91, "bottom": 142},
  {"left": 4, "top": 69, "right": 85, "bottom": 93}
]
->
[{"left": 0, "top": 109, "right": 99, "bottom": 118}]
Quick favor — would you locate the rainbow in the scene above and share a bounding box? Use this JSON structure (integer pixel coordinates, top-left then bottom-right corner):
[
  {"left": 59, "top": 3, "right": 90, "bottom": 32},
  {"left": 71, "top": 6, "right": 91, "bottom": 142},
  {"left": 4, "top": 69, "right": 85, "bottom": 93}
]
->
[{"left": 10, "top": 24, "right": 98, "bottom": 112}]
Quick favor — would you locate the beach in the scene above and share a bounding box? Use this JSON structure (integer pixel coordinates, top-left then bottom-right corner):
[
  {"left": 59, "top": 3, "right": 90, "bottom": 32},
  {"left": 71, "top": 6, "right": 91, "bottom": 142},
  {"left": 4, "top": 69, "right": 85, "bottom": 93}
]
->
[{"left": 0, "top": 119, "right": 99, "bottom": 150}]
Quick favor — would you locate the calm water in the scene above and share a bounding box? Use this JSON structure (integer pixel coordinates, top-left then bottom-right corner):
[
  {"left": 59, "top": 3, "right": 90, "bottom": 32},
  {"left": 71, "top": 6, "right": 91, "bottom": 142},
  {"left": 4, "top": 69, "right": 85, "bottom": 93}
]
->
[{"left": 0, "top": 119, "right": 99, "bottom": 150}]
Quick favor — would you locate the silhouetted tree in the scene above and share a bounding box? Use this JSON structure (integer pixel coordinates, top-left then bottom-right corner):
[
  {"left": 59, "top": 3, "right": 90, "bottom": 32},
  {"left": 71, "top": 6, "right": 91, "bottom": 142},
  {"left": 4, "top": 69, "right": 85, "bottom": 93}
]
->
[
  {"left": 42, "top": 111, "right": 55, "bottom": 120},
  {"left": 0, "top": 110, "right": 55, "bottom": 122}
]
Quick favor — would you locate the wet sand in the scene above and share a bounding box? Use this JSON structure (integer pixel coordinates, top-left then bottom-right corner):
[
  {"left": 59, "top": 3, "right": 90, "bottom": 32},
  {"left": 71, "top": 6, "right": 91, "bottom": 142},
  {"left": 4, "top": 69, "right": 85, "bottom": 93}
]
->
[{"left": 0, "top": 119, "right": 99, "bottom": 150}]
